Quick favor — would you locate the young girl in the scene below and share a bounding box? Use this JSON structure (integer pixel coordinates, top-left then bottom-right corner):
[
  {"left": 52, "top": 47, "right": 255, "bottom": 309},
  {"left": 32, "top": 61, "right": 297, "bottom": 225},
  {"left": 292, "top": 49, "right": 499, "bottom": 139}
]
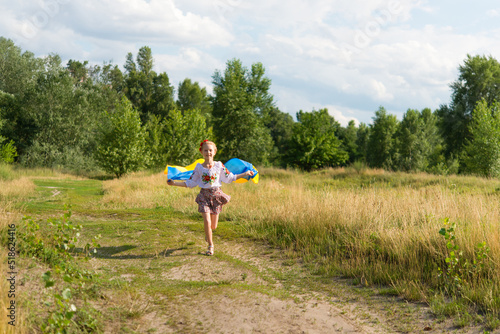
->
[{"left": 167, "top": 140, "right": 254, "bottom": 256}]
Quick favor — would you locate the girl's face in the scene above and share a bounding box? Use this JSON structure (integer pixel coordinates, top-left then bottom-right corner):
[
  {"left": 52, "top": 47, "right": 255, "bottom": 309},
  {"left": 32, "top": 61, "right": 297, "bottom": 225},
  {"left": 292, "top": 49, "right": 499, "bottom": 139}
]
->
[{"left": 201, "top": 143, "right": 216, "bottom": 160}]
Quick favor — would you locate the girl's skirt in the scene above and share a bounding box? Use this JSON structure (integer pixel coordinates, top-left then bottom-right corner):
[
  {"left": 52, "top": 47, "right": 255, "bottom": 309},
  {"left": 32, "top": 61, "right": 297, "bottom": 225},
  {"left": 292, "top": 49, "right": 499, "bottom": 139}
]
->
[{"left": 195, "top": 187, "right": 231, "bottom": 214}]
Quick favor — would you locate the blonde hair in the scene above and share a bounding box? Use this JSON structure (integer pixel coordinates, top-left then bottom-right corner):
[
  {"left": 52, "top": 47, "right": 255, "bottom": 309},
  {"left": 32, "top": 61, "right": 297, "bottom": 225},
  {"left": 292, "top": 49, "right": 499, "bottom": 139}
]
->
[{"left": 199, "top": 140, "right": 217, "bottom": 152}]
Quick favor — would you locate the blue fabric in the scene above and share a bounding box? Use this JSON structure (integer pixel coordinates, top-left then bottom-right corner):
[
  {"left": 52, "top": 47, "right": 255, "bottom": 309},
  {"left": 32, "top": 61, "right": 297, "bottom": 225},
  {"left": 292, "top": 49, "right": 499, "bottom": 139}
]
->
[
  {"left": 224, "top": 158, "right": 258, "bottom": 181},
  {"left": 167, "top": 169, "right": 195, "bottom": 181}
]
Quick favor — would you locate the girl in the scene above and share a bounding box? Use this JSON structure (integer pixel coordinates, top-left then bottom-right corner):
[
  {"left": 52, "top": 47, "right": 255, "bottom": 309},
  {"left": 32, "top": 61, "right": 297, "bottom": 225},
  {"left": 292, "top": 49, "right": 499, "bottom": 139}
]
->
[{"left": 167, "top": 140, "right": 254, "bottom": 256}]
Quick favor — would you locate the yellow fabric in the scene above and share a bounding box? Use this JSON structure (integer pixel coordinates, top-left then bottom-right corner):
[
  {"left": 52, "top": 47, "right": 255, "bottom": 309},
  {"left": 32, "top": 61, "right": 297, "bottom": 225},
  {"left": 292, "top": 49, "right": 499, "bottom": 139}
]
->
[
  {"left": 164, "top": 159, "right": 204, "bottom": 175},
  {"left": 234, "top": 171, "right": 259, "bottom": 183}
]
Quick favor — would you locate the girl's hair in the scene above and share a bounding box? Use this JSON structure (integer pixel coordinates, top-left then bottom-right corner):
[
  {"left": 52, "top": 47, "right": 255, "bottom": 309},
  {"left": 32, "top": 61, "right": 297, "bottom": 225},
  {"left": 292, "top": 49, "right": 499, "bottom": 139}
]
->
[{"left": 199, "top": 140, "right": 217, "bottom": 152}]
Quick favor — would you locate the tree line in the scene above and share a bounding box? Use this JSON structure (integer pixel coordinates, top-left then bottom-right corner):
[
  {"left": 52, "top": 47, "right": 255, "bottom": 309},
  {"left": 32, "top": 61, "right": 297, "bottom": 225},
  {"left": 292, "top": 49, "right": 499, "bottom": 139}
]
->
[{"left": 0, "top": 37, "right": 499, "bottom": 178}]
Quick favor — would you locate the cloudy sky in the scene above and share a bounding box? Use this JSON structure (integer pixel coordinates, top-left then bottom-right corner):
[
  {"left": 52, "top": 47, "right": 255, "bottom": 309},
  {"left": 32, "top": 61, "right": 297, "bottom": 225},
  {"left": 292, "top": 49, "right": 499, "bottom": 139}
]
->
[{"left": 1, "top": 0, "right": 500, "bottom": 125}]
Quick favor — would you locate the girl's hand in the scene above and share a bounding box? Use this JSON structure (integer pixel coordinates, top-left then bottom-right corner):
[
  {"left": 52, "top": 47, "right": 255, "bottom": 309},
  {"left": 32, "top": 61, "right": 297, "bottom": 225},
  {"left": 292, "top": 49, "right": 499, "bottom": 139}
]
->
[
  {"left": 246, "top": 171, "right": 254, "bottom": 177},
  {"left": 167, "top": 179, "right": 174, "bottom": 186}
]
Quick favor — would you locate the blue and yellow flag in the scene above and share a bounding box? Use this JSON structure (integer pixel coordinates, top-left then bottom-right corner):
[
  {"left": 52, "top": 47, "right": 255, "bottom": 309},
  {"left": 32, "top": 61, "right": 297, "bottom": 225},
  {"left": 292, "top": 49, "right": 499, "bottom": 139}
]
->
[{"left": 165, "top": 158, "right": 259, "bottom": 184}]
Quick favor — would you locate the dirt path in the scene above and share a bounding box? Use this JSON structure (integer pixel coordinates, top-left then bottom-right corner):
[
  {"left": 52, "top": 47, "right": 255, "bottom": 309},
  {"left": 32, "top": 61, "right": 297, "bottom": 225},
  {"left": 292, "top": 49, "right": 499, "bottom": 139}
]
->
[
  {"left": 158, "top": 242, "right": 381, "bottom": 333},
  {"left": 82, "top": 217, "right": 451, "bottom": 334}
]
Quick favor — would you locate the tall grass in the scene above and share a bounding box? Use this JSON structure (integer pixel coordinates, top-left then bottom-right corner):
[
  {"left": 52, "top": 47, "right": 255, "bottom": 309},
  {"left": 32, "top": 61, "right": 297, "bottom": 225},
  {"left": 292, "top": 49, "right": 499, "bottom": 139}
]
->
[
  {"left": 0, "top": 163, "right": 68, "bottom": 181},
  {"left": 103, "top": 169, "right": 500, "bottom": 288},
  {"left": 220, "top": 168, "right": 500, "bottom": 319},
  {"left": 0, "top": 174, "right": 36, "bottom": 333},
  {"left": 99, "top": 171, "right": 187, "bottom": 209}
]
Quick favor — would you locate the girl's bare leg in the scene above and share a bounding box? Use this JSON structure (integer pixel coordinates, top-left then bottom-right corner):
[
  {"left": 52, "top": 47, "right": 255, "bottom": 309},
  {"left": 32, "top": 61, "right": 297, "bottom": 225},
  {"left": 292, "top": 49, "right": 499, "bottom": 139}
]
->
[
  {"left": 211, "top": 213, "right": 219, "bottom": 230},
  {"left": 202, "top": 212, "right": 213, "bottom": 246}
]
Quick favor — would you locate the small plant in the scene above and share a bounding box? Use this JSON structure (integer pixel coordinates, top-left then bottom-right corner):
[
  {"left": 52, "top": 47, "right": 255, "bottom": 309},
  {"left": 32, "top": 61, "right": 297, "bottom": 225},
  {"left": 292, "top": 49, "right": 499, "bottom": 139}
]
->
[
  {"left": 350, "top": 160, "right": 367, "bottom": 174},
  {"left": 48, "top": 207, "right": 81, "bottom": 255},
  {"left": 41, "top": 288, "right": 77, "bottom": 333},
  {"left": 41, "top": 271, "right": 77, "bottom": 334},
  {"left": 437, "top": 219, "right": 463, "bottom": 292},
  {"left": 18, "top": 215, "right": 45, "bottom": 258},
  {"left": 18, "top": 207, "right": 102, "bottom": 333},
  {"left": 437, "top": 218, "right": 490, "bottom": 293},
  {"left": 49, "top": 206, "right": 102, "bottom": 260},
  {"left": 20, "top": 206, "right": 101, "bottom": 262}
]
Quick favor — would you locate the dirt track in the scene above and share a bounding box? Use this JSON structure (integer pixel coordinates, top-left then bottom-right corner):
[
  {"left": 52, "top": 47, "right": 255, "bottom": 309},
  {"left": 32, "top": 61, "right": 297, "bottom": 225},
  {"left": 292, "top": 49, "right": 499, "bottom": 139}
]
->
[{"left": 86, "top": 225, "right": 455, "bottom": 334}]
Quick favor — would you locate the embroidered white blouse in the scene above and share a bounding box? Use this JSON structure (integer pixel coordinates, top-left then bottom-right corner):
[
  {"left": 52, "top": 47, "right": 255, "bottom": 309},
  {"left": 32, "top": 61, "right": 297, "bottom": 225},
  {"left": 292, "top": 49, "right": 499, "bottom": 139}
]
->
[{"left": 184, "top": 161, "right": 236, "bottom": 189}]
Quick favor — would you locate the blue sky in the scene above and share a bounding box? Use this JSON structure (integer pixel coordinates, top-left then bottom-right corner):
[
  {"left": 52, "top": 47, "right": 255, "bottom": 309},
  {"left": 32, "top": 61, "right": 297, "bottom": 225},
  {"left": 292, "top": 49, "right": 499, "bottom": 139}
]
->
[{"left": 1, "top": 0, "right": 500, "bottom": 125}]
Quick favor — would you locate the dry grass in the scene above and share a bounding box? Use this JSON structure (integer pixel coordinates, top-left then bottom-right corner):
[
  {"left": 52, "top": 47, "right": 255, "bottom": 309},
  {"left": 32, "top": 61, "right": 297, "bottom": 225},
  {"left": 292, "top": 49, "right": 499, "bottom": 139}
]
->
[
  {"left": 0, "top": 177, "right": 37, "bottom": 201},
  {"left": 99, "top": 171, "right": 188, "bottom": 209},
  {"left": 99, "top": 170, "right": 500, "bottom": 275},
  {"left": 0, "top": 177, "right": 35, "bottom": 333},
  {"left": 103, "top": 169, "right": 499, "bottom": 284},
  {"left": 221, "top": 168, "right": 500, "bottom": 312}
]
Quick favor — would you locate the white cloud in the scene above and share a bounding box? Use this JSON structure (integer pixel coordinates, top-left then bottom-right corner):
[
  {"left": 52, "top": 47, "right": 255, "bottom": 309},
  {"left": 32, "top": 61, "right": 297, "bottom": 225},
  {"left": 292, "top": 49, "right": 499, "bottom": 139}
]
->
[
  {"left": 154, "top": 48, "right": 223, "bottom": 91},
  {"left": 487, "top": 9, "right": 499, "bottom": 17},
  {"left": 324, "top": 105, "right": 361, "bottom": 126},
  {"left": 272, "top": 87, "right": 361, "bottom": 126},
  {"left": 1, "top": 0, "right": 232, "bottom": 47}
]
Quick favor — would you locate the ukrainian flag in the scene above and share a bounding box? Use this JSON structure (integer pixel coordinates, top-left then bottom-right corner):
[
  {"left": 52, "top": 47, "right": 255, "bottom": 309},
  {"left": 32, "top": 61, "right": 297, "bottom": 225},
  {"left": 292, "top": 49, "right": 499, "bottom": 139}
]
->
[{"left": 165, "top": 158, "right": 259, "bottom": 184}]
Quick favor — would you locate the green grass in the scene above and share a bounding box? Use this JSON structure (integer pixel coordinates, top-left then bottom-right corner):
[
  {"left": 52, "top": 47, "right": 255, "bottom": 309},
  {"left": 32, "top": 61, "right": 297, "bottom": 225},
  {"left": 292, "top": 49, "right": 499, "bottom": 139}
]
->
[
  {"left": 25, "top": 179, "right": 103, "bottom": 213},
  {"left": 0, "top": 164, "right": 13, "bottom": 181}
]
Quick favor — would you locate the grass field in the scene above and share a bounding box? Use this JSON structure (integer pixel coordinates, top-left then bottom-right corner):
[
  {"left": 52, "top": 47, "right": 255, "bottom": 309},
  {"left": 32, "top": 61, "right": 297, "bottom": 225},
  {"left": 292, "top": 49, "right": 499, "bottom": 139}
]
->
[{"left": 1, "top": 164, "right": 499, "bottom": 333}]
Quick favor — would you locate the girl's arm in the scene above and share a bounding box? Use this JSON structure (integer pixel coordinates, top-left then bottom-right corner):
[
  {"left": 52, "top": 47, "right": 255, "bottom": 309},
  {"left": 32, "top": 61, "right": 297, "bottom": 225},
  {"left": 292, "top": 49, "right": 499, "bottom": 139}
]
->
[
  {"left": 167, "top": 179, "right": 187, "bottom": 187},
  {"left": 235, "top": 170, "right": 254, "bottom": 180}
]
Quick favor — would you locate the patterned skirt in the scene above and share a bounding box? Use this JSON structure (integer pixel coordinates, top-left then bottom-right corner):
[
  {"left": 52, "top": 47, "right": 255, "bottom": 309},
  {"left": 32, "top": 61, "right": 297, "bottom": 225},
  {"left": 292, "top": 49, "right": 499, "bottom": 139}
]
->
[{"left": 195, "top": 187, "right": 231, "bottom": 214}]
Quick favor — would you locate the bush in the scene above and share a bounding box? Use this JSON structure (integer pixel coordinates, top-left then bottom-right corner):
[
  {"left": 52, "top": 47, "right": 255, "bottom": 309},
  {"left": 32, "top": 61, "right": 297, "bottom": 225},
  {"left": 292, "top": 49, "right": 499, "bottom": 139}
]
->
[{"left": 95, "top": 97, "right": 150, "bottom": 178}]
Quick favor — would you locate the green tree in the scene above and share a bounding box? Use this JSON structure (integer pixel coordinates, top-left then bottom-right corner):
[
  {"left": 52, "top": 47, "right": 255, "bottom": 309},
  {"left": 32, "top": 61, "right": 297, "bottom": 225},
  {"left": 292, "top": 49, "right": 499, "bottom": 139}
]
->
[
  {"left": 123, "top": 46, "right": 175, "bottom": 123},
  {"left": 144, "top": 109, "right": 212, "bottom": 168},
  {"left": 20, "top": 55, "right": 108, "bottom": 171},
  {"left": 177, "top": 78, "right": 212, "bottom": 122},
  {"left": 211, "top": 59, "right": 273, "bottom": 164},
  {"left": 96, "top": 63, "right": 125, "bottom": 95},
  {"left": 1, "top": 39, "right": 120, "bottom": 170},
  {"left": 392, "top": 107, "right": 456, "bottom": 175},
  {"left": 439, "top": 55, "right": 500, "bottom": 158},
  {"left": 163, "top": 109, "right": 213, "bottom": 166},
  {"left": 0, "top": 37, "right": 42, "bottom": 156},
  {"left": 124, "top": 52, "right": 137, "bottom": 73},
  {"left": 355, "top": 122, "right": 370, "bottom": 163},
  {"left": 392, "top": 109, "right": 421, "bottom": 171},
  {"left": 137, "top": 47, "right": 153, "bottom": 75},
  {"left": 391, "top": 108, "right": 444, "bottom": 172},
  {"left": 0, "top": 139, "right": 17, "bottom": 163},
  {"left": 286, "top": 109, "right": 348, "bottom": 171},
  {"left": 263, "top": 107, "right": 294, "bottom": 166},
  {"left": 337, "top": 120, "right": 359, "bottom": 164},
  {"left": 66, "top": 59, "right": 89, "bottom": 84},
  {"left": 0, "top": 104, "right": 17, "bottom": 163},
  {"left": 144, "top": 114, "right": 168, "bottom": 169},
  {"left": 419, "top": 108, "right": 453, "bottom": 174},
  {"left": 95, "top": 97, "right": 150, "bottom": 178},
  {"left": 367, "top": 107, "right": 398, "bottom": 169},
  {"left": 462, "top": 100, "right": 500, "bottom": 178},
  {"left": 0, "top": 37, "right": 42, "bottom": 97}
]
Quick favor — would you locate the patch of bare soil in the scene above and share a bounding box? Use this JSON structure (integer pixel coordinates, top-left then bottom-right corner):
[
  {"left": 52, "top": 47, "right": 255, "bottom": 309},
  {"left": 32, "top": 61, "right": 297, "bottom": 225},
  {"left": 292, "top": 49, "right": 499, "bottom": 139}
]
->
[
  {"left": 87, "top": 231, "right": 398, "bottom": 333},
  {"left": 154, "top": 240, "right": 383, "bottom": 333}
]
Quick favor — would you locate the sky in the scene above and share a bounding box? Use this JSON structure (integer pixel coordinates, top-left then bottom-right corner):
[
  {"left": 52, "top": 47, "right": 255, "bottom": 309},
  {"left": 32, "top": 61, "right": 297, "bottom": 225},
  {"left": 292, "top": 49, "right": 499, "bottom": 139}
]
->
[{"left": 1, "top": 0, "right": 500, "bottom": 125}]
